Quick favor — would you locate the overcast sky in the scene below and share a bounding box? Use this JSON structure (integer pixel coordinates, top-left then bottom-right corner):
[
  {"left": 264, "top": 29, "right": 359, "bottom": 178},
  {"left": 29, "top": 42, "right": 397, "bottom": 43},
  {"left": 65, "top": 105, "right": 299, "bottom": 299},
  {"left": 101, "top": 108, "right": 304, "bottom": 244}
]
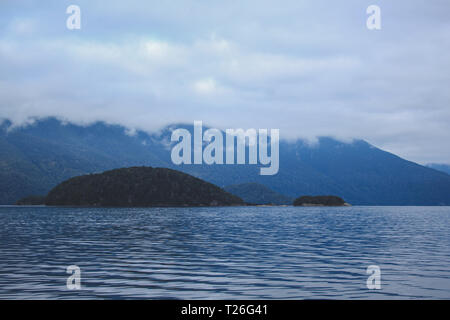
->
[{"left": 0, "top": 0, "right": 449, "bottom": 164}]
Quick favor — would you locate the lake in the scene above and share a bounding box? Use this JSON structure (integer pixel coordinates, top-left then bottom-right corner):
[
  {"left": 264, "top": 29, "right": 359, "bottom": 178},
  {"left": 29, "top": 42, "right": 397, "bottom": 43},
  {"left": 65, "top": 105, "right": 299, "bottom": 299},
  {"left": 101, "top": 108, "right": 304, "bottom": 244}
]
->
[{"left": 0, "top": 206, "right": 449, "bottom": 299}]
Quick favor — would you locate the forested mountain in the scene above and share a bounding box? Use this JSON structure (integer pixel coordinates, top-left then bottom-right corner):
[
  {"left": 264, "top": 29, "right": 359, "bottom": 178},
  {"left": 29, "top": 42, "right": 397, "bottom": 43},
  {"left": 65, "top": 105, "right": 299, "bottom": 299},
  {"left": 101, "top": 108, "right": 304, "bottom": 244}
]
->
[{"left": 1, "top": 118, "right": 450, "bottom": 205}]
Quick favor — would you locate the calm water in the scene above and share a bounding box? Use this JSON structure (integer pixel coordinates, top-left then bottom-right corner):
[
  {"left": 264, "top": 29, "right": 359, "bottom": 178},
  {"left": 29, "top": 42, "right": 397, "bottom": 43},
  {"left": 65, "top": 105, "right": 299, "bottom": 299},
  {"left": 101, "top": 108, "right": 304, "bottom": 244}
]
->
[{"left": 0, "top": 206, "right": 449, "bottom": 299}]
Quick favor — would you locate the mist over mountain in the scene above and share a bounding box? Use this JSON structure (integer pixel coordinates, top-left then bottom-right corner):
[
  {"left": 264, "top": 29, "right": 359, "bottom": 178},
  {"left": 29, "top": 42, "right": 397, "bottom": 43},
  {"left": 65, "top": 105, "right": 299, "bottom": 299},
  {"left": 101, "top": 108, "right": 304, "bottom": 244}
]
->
[
  {"left": 1, "top": 117, "right": 450, "bottom": 205},
  {"left": 427, "top": 164, "right": 450, "bottom": 176}
]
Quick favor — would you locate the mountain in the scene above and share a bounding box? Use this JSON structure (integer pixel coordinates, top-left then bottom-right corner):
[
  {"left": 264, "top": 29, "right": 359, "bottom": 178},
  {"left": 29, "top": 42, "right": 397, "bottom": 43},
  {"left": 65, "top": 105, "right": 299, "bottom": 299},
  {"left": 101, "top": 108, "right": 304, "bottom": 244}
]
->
[
  {"left": 427, "top": 163, "right": 450, "bottom": 175},
  {"left": 0, "top": 118, "right": 171, "bottom": 204},
  {"left": 15, "top": 195, "right": 45, "bottom": 205},
  {"left": 224, "top": 183, "right": 293, "bottom": 205},
  {"left": 1, "top": 117, "right": 450, "bottom": 205},
  {"left": 45, "top": 167, "right": 244, "bottom": 207}
]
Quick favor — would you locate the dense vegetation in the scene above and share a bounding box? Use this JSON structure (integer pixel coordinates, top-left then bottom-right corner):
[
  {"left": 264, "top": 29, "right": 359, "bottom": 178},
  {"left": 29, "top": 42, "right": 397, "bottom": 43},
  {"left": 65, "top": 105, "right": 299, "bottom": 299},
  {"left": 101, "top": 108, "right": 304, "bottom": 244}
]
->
[
  {"left": 3, "top": 118, "right": 450, "bottom": 205},
  {"left": 45, "top": 167, "right": 244, "bottom": 207},
  {"left": 0, "top": 118, "right": 171, "bottom": 204},
  {"left": 224, "top": 183, "right": 293, "bottom": 205},
  {"left": 293, "top": 195, "right": 348, "bottom": 206}
]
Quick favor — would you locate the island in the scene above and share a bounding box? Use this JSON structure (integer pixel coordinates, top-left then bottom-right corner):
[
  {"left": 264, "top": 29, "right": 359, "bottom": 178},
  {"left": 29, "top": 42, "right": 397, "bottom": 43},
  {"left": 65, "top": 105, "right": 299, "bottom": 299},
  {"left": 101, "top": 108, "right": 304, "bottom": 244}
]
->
[
  {"left": 293, "top": 195, "right": 351, "bottom": 207},
  {"left": 45, "top": 167, "right": 245, "bottom": 207}
]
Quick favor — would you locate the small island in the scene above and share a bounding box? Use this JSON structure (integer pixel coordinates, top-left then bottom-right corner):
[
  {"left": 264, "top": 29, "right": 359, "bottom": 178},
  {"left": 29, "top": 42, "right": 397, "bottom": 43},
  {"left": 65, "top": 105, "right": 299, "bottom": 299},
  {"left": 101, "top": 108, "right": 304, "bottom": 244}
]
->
[
  {"left": 45, "top": 167, "right": 245, "bottom": 207},
  {"left": 293, "top": 195, "right": 351, "bottom": 207}
]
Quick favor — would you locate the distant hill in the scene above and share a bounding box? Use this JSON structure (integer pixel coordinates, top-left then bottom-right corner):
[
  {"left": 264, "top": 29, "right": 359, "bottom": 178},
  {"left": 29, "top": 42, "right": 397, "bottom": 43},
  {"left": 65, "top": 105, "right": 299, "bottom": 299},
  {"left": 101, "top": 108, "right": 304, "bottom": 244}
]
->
[
  {"left": 427, "top": 163, "right": 450, "bottom": 175},
  {"left": 45, "top": 167, "right": 244, "bottom": 207},
  {"left": 224, "top": 183, "right": 293, "bottom": 205},
  {"left": 2, "top": 117, "right": 450, "bottom": 205},
  {"left": 15, "top": 195, "right": 45, "bottom": 205}
]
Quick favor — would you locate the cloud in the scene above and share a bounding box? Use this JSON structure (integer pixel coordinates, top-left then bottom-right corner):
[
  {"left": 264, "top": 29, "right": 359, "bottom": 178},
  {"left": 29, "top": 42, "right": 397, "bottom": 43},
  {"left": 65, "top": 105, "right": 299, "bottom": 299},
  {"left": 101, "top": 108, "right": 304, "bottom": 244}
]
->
[
  {"left": 0, "top": 0, "right": 450, "bottom": 164},
  {"left": 193, "top": 78, "right": 219, "bottom": 95},
  {"left": 8, "top": 18, "right": 37, "bottom": 35}
]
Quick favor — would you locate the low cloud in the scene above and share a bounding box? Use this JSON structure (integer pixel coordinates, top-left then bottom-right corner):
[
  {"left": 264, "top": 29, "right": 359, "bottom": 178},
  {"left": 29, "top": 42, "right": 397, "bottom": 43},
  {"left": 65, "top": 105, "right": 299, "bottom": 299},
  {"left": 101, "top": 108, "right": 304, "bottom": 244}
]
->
[{"left": 0, "top": 0, "right": 450, "bottom": 164}]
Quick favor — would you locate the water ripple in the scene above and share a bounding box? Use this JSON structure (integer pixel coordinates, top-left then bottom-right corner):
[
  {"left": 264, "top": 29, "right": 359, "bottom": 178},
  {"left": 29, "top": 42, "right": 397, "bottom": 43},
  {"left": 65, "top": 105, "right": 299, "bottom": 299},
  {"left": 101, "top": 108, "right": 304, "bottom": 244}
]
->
[{"left": 0, "top": 206, "right": 449, "bottom": 299}]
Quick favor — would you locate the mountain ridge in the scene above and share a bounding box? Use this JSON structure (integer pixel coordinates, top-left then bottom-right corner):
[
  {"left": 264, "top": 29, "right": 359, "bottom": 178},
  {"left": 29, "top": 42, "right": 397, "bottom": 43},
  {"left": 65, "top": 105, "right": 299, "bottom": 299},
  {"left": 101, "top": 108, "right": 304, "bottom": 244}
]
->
[
  {"left": 1, "top": 117, "right": 450, "bottom": 205},
  {"left": 427, "top": 163, "right": 450, "bottom": 175}
]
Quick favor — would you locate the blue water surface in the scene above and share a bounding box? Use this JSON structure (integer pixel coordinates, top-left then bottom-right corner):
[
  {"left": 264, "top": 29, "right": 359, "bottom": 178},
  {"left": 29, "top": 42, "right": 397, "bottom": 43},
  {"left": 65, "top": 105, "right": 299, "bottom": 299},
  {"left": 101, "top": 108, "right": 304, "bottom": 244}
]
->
[{"left": 0, "top": 206, "right": 449, "bottom": 299}]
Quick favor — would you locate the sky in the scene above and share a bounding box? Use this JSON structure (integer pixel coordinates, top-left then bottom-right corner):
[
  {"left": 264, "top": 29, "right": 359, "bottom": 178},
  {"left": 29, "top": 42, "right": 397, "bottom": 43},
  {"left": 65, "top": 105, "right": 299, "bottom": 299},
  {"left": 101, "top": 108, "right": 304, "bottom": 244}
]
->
[{"left": 0, "top": 0, "right": 449, "bottom": 164}]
